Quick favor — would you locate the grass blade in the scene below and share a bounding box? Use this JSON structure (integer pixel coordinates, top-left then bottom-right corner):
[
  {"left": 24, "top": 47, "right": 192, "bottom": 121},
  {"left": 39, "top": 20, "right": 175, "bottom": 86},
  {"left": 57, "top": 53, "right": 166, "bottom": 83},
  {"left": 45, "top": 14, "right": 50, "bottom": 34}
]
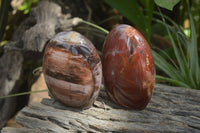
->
[
  {"left": 156, "top": 75, "right": 190, "bottom": 88},
  {"left": 153, "top": 47, "right": 179, "bottom": 70},
  {"left": 153, "top": 11, "right": 184, "bottom": 35},
  {"left": 152, "top": 50, "right": 181, "bottom": 80},
  {"left": 187, "top": 0, "right": 199, "bottom": 85},
  {"left": 81, "top": 20, "right": 109, "bottom": 34},
  {"left": 0, "top": 89, "right": 48, "bottom": 99},
  {"left": 156, "top": 13, "right": 187, "bottom": 80},
  {"left": 152, "top": 7, "right": 199, "bottom": 89}
]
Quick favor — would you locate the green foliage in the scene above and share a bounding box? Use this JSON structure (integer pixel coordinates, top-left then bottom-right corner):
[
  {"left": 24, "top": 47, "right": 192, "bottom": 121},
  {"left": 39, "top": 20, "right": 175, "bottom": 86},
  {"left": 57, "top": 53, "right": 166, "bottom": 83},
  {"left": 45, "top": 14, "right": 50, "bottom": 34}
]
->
[
  {"left": 0, "top": 0, "right": 39, "bottom": 43},
  {"left": 0, "top": 0, "right": 11, "bottom": 42},
  {"left": 18, "top": 0, "right": 39, "bottom": 14},
  {"left": 104, "top": 0, "right": 146, "bottom": 34},
  {"left": 152, "top": 2, "right": 200, "bottom": 89},
  {"left": 154, "top": 0, "right": 180, "bottom": 11},
  {"left": 104, "top": 0, "right": 182, "bottom": 42},
  {"left": 104, "top": 0, "right": 199, "bottom": 89},
  {"left": 104, "top": 0, "right": 154, "bottom": 43},
  {"left": 180, "top": 0, "right": 200, "bottom": 48}
]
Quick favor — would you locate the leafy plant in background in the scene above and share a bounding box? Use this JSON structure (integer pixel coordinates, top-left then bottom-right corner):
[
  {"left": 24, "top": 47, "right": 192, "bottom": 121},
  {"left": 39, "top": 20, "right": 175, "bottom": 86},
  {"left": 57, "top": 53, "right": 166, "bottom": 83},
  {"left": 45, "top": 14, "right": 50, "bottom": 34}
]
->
[
  {"left": 0, "top": 0, "right": 199, "bottom": 100},
  {"left": 153, "top": 1, "right": 200, "bottom": 89},
  {"left": 154, "top": 0, "right": 180, "bottom": 10},
  {"left": 104, "top": 0, "right": 181, "bottom": 43},
  {"left": 104, "top": 0, "right": 200, "bottom": 89},
  {"left": 0, "top": 0, "right": 39, "bottom": 45},
  {"left": 104, "top": 0, "right": 155, "bottom": 43},
  {"left": 180, "top": 0, "right": 200, "bottom": 41},
  {"left": 18, "top": 0, "right": 39, "bottom": 14}
]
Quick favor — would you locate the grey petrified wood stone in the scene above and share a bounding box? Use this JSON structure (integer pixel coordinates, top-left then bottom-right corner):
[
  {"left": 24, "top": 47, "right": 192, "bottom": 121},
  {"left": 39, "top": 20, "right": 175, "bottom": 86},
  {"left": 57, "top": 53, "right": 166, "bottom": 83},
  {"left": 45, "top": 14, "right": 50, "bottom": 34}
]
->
[
  {"left": 0, "top": 0, "right": 81, "bottom": 129},
  {"left": 2, "top": 84, "right": 200, "bottom": 133}
]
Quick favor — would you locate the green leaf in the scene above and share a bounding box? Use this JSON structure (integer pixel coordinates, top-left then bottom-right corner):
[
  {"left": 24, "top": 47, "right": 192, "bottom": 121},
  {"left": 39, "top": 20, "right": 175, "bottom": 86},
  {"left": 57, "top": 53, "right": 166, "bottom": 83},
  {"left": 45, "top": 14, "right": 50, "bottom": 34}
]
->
[
  {"left": 104, "top": 0, "right": 147, "bottom": 36},
  {"left": 24, "top": 9, "right": 30, "bottom": 14},
  {"left": 153, "top": 11, "right": 184, "bottom": 34},
  {"left": 157, "top": 8, "right": 196, "bottom": 87},
  {"left": 154, "top": 47, "right": 178, "bottom": 70},
  {"left": 154, "top": 0, "right": 180, "bottom": 11},
  {"left": 152, "top": 7, "right": 199, "bottom": 89},
  {"left": 161, "top": 17, "right": 187, "bottom": 82},
  {"left": 187, "top": 0, "right": 199, "bottom": 86},
  {"left": 144, "top": 0, "right": 155, "bottom": 43},
  {"left": 18, "top": 4, "right": 27, "bottom": 11},
  {"left": 156, "top": 75, "right": 191, "bottom": 88},
  {"left": 152, "top": 50, "right": 181, "bottom": 80}
]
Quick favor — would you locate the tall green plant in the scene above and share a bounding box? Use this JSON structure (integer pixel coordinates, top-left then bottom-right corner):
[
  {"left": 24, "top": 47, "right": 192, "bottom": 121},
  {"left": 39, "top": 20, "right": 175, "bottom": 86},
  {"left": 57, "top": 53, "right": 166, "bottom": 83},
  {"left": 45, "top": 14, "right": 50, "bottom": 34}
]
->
[
  {"left": 152, "top": 1, "right": 200, "bottom": 89},
  {"left": 82, "top": 15, "right": 200, "bottom": 89},
  {"left": 104, "top": 0, "right": 154, "bottom": 43},
  {"left": 103, "top": 0, "right": 180, "bottom": 43}
]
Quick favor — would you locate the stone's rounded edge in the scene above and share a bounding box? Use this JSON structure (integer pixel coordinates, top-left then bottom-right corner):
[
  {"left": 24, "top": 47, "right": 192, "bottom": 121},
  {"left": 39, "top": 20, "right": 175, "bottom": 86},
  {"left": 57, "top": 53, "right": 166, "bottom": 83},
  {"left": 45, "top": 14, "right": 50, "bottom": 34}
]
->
[
  {"left": 42, "top": 31, "right": 102, "bottom": 109},
  {"left": 102, "top": 24, "right": 155, "bottom": 110}
]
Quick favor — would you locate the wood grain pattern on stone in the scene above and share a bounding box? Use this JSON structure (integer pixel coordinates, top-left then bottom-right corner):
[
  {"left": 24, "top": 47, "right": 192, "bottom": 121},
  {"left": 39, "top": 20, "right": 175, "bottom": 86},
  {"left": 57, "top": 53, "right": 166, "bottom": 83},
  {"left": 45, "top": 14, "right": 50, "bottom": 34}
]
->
[
  {"left": 2, "top": 84, "right": 200, "bottom": 133},
  {"left": 102, "top": 24, "right": 155, "bottom": 110},
  {"left": 43, "top": 31, "right": 102, "bottom": 109}
]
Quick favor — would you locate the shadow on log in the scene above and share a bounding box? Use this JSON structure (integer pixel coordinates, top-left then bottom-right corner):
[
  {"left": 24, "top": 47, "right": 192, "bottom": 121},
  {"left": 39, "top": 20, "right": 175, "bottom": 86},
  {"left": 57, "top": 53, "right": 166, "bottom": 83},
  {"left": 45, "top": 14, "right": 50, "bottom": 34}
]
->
[{"left": 2, "top": 84, "right": 200, "bottom": 133}]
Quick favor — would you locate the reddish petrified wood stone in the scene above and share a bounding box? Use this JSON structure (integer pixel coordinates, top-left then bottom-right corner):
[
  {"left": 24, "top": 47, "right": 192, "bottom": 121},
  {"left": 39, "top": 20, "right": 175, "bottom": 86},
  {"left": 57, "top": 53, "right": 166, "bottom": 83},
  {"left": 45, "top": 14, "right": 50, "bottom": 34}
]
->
[
  {"left": 102, "top": 25, "right": 155, "bottom": 110},
  {"left": 43, "top": 31, "right": 102, "bottom": 109}
]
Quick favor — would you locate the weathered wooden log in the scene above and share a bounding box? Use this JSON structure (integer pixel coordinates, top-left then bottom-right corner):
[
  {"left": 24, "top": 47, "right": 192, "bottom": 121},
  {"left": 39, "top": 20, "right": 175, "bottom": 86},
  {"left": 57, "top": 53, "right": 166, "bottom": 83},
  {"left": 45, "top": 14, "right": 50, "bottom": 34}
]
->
[{"left": 2, "top": 84, "right": 200, "bottom": 133}]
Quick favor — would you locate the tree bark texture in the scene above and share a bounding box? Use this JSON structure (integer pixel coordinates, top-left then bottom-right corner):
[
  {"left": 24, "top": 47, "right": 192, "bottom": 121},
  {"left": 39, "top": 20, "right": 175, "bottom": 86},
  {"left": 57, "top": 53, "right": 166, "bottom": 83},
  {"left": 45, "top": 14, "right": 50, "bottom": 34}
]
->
[{"left": 2, "top": 84, "right": 200, "bottom": 133}]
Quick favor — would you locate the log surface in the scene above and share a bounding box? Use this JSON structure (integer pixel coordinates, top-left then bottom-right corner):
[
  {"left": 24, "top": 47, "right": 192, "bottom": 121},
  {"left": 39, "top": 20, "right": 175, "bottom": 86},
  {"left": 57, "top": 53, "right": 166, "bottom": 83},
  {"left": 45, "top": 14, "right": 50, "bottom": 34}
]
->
[{"left": 2, "top": 84, "right": 200, "bottom": 133}]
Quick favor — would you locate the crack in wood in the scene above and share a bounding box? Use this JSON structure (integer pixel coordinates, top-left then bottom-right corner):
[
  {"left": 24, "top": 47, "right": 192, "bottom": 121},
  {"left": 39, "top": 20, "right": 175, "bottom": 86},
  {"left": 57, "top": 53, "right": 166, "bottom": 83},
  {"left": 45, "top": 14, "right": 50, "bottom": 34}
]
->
[
  {"left": 47, "top": 116, "right": 70, "bottom": 130},
  {"left": 2, "top": 84, "right": 200, "bottom": 132}
]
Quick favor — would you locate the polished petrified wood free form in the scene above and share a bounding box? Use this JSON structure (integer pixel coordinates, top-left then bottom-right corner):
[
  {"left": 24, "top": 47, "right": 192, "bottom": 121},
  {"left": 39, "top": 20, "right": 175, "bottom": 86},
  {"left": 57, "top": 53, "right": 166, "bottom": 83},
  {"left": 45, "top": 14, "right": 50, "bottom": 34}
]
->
[
  {"left": 102, "top": 24, "right": 155, "bottom": 110},
  {"left": 43, "top": 31, "right": 102, "bottom": 109}
]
